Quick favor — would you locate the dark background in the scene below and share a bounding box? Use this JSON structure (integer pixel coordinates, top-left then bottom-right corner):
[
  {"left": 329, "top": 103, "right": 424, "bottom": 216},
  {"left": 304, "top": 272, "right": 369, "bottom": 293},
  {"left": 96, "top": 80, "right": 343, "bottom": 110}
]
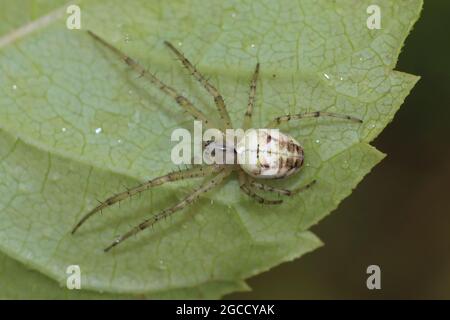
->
[{"left": 230, "top": 1, "right": 450, "bottom": 299}]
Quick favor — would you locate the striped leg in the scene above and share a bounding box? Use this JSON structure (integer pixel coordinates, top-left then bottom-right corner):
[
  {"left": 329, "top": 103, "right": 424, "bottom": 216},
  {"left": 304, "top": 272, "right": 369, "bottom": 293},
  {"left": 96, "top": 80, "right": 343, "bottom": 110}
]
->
[
  {"left": 266, "top": 111, "right": 363, "bottom": 128},
  {"left": 87, "top": 31, "right": 214, "bottom": 128},
  {"left": 104, "top": 167, "right": 232, "bottom": 252},
  {"left": 250, "top": 180, "right": 317, "bottom": 196},
  {"left": 71, "top": 165, "right": 221, "bottom": 234},
  {"left": 164, "top": 41, "right": 232, "bottom": 130},
  {"left": 238, "top": 170, "right": 283, "bottom": 205},
  {"left": 243, "top": 63, "right": 260, "bottom": 130}
]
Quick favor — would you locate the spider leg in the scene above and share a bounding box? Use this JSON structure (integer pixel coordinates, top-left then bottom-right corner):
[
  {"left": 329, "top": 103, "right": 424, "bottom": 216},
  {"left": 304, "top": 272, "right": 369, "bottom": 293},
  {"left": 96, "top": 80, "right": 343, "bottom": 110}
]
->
[
  {"left": 71, "top": 165, "right": 221, "bottom": 234},
  {"left": 164, "top": 41, "right": 232, "bottom": 130},
  {"left": 250, "top": 180, "right": 317, "bottom": 196},
  {"left": 266, "top": 111, "right": 363, "bottom": 128},
  {"left": 87, "top": 31, "right": 215, "bottom": 128},
  {"left": 104, "top": 167, "right": 232, "bottom": 252},
  {"left": 238, "top": 170, "right": 283, "bottom": 205},
  {"left": 243, "top": 63, "right": 260, "bottom": 130}
]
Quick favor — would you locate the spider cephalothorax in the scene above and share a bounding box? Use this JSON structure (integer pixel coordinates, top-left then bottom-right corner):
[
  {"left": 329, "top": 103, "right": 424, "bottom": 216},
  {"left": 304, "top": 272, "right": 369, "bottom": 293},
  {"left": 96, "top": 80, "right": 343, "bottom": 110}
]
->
[{"left": 71, "top": 31, "right": 362, "bottom": 251}]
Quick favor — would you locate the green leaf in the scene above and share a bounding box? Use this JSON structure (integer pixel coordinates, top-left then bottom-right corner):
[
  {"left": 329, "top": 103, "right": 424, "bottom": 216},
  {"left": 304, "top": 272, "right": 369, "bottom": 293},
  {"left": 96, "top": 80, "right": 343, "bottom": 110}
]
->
[
  {"left": 0, "top": 0, "right": 67, "bottom": 36},
  {"left": 0, "top": 243, "right": 246, "bottom": 299},
  {"left": 0, "top": 0, "right": 421, "bottom": 298}
]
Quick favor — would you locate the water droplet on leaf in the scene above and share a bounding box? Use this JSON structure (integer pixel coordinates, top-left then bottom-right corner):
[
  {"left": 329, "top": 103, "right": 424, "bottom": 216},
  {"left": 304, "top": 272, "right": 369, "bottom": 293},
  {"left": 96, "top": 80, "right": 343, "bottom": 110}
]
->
[
  {"left": 158, "top": 260, "right": 167, "bottom": 270},
  {"left": 50, "top": 173, "right": 61, "bottom": 181}
]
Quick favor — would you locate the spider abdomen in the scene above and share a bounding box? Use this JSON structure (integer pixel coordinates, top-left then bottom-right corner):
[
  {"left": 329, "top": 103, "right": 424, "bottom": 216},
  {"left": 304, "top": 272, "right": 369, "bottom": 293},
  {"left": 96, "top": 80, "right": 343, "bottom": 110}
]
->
[{"left": 236, "top": 129, "right": 304, "bottom": 179}]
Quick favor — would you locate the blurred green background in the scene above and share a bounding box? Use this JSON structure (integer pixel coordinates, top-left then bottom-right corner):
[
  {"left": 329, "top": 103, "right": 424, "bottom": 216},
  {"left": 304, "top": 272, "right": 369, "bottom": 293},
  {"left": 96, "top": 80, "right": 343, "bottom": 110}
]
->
[{"left": 230, "top": 1, "right": 450, "bottom": 299}]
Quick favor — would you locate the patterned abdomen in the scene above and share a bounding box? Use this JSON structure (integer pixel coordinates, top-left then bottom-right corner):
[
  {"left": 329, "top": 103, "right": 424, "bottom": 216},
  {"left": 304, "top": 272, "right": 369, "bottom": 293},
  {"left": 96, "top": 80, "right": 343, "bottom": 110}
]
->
[{"left": 235, "top": 129, "right": 304, "bottom": 179}]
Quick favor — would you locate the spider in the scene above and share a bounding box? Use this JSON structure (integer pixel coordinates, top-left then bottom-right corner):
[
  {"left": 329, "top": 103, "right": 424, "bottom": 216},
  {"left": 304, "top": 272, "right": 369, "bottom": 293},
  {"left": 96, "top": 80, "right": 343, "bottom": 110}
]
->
[{"left": 71, "top": 31, "right": 363, "bottom": 252}]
